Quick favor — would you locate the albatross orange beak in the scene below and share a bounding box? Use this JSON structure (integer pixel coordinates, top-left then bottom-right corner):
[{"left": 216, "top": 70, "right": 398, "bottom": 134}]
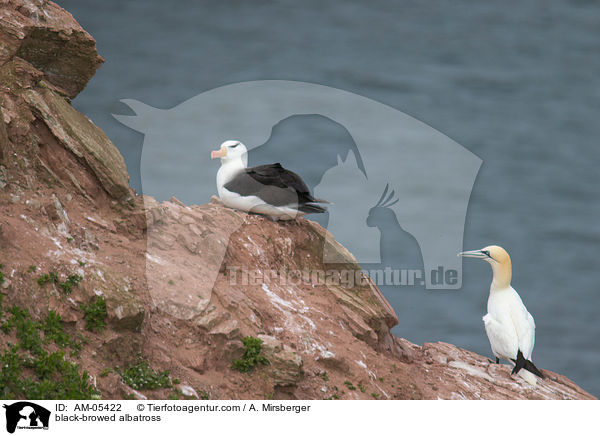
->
[{"left": 211, "top": 147, "right": 227, "bottom": 159}]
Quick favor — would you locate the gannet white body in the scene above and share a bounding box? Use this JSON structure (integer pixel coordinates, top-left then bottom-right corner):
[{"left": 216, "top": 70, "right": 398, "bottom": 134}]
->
[
  {"left": 459, "top": 245, "right": 544, "bottom": 382},
  {"left": 211, "top": 140, "right": 328, "bottom": 220}
]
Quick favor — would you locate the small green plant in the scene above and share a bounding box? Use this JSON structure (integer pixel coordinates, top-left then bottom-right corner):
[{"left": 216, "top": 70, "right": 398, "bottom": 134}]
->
[
  {"left": 59, "top": 274, "right": 82, "bottom": 295},
  {"left": 378, "top": 377, "right": 384, "bottom": 382},
  {"left": 43, "top": 310, "right": 70, "bottom": 346},
  {"left": 78, "top": 260, "right": 86, "bottom": 267},
  {"left": 231, "top": 336, "right": 270, "bottom": 373},
  {"left": 80, "top": 296, "right": 107, "bottom": 333},
  {"left": 0, "top": 264, "right": 4, "bottom": 285},
  {"left": 67, "top": 237, "right": 73, "bottom": 243},
  {"left": 371, "top": 392, "right": 379, "bottom": 399},
  {"left": 325, "top": 393, "right": 340, "bottom": 400},
  {"left": 100, "top": 368, "right": 112, "bottom": 377},
  {"left": 77, "top": 333, "right": 90, "bottom": 345},
  {"left": 7, "top": 306, "right": 43, "bottom": 353},
  {"left": 344, "top": 380, "right": 356, "bottom": 391},
  {"left": 119, "top": 358, "right": 173, "bottom": 390},
  {"left": 37, "top": 271, "right": 59, "bottom": 286},
  {"left": 38, "top": 271, "right": 82, "bottom": 295},
  {"left": 168, "top": 279, "right": 175, "bottom": 285},
  {"left": 28, "top": 265, "right": 37, "bottom": 273},
  {"left": 358, "top": 382, "right": 366, "bottom": 393},
  {"left": 124, "top": 393, "right": 135, "bottom": 400},
  {"left": 322, "top": 371, "right": 329, "bottom": 382}
]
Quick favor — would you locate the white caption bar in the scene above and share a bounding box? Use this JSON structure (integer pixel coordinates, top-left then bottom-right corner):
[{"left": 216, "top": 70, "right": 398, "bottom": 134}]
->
[{"left": 0, "top": 400, "right": 595, "bottom": 436}]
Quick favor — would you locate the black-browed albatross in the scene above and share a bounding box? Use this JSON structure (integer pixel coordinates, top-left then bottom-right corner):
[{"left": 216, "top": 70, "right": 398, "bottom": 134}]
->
[{"left": 211, "top": 140, "right": 328, "bottom": 220}]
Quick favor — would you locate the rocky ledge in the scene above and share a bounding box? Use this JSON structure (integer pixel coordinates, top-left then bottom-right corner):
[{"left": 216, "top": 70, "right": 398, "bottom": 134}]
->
[{"left": 0, "top": 0, "right": 595, "bottom": 400}]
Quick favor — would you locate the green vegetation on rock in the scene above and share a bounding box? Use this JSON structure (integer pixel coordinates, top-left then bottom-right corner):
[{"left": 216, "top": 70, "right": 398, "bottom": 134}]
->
[
  {"left": 59, "top": 274, "right": 82, "bottom": 295},
  {"left": 80, "top": 296, "right": 107, "bottom": 332},
  {"left": 0, "top": 301, "right": 99, "bottom": 399},
  {"left": 231, "top": 336, "right": 270, "bottom": 373},
  {"left": 42, "top": 310, "right": 83, "bottom": 356},
  {"left": 38, "top": 271, "right": 83, "bottom": 295},
  {"left": 344, "top": 380, "right": 356, "bottom": 391},
  {"left": 37, "top": 271, "right": 59, "bottom": 286},
  {"left": 119, "top": 358, "right": 173, "bottom": 390}
]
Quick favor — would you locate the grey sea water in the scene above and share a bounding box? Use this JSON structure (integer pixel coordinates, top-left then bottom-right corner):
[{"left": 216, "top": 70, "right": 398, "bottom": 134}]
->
[{"left": 57, "top": 0, "right": 600, "bottom": 396}]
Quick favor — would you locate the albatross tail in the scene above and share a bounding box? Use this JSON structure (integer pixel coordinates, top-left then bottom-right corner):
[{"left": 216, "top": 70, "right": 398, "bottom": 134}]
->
[
  {"left": 311, "top": 197, "right": 332, "bottom": 204},
  {"left": 298, "top": 203, "right": 328, "bottom": 214}
]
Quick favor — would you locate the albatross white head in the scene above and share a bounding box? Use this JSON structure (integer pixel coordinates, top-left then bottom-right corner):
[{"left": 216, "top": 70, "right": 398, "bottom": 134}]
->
[
  {"left": 210, "top": 140, "right": 248, "bottom": 167},
  {"left": 459, "top": 245, "right": 512, "bottom": 291},
  {"left": 211, "top": 140, "right": 249, "bottom": 199}
]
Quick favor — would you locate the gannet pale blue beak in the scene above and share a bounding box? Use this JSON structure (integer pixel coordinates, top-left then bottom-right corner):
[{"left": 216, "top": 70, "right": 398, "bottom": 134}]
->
[{"left": 458, "top": 249, "right": 490, "bottom": 259}]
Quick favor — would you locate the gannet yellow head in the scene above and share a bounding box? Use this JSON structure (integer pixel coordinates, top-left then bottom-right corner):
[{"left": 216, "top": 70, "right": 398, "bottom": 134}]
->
[
  {"left": 459, "top": 245, "right": 512, "bottom": 290},
  {"left": 459, "top": 245, "right": 509, "bottom": 264},
  {"left": 210, "top": 140, "right": 248, "bottom": 164}
]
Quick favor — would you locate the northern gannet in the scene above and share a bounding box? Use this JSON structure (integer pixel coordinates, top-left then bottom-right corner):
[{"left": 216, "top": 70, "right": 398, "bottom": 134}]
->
[
  {"left": 211, "top": 140, "right": 328, "bottom": 220},
  {"left": 459, "top": 245, "right": 545, "bottom": 380}
]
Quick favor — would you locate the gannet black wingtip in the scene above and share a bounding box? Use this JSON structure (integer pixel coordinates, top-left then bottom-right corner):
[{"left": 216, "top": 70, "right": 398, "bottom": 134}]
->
[{"left": 511, "top": 350, "right": 545, "bottom": 379}]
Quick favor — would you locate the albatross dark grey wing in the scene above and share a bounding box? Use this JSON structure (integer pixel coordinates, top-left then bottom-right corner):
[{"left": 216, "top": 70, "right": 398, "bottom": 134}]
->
[{"left": 224, "top": 163, "right": 327, "bottom": 212}]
